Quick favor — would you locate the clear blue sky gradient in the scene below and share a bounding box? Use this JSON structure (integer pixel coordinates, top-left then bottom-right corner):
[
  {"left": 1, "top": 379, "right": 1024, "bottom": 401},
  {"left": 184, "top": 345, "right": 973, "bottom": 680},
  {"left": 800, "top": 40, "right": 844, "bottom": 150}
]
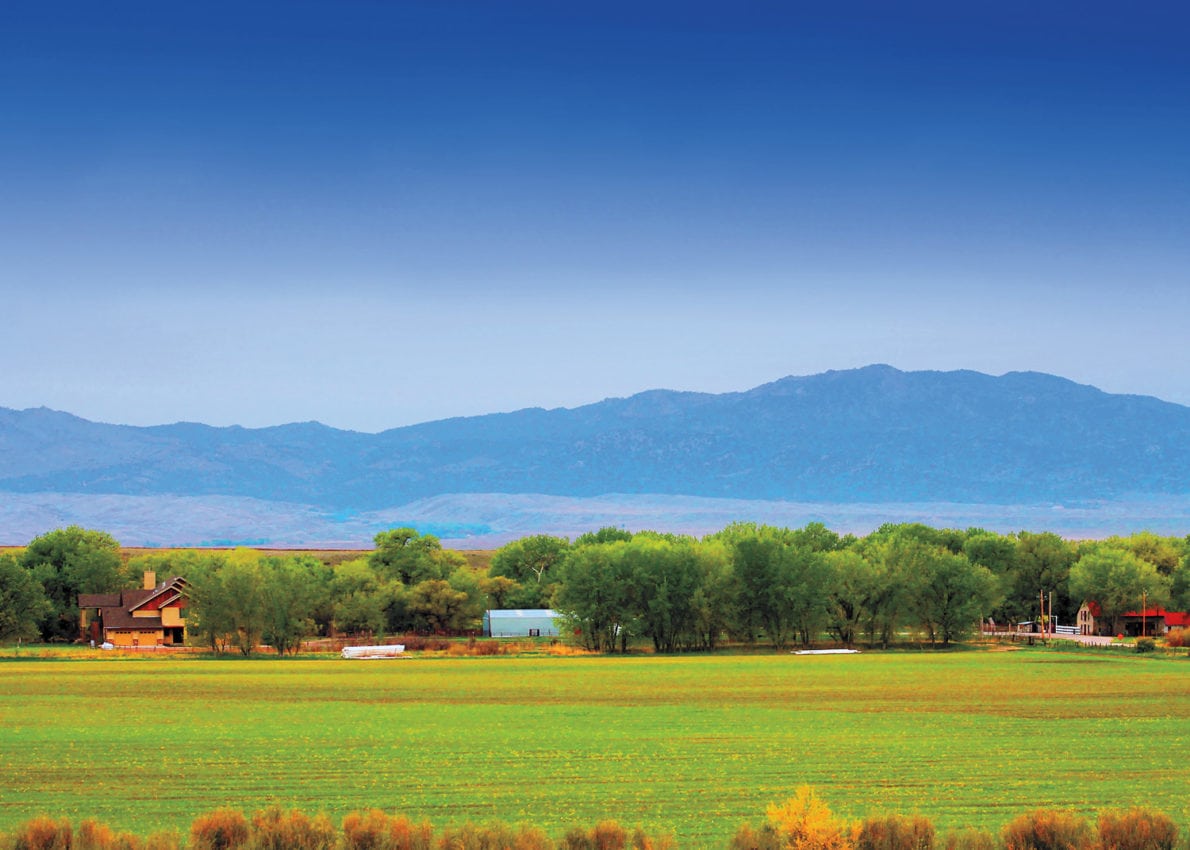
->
[{"left": 3, "top": 2, "right": 1188, "bottom": 431}]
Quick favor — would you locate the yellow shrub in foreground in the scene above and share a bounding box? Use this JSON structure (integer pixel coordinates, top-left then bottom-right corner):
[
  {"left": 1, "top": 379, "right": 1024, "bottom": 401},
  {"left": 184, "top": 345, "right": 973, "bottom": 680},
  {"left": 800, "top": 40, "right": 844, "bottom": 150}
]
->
[{"left": 766, "top": 787, "right": 853, "bottom": 850}]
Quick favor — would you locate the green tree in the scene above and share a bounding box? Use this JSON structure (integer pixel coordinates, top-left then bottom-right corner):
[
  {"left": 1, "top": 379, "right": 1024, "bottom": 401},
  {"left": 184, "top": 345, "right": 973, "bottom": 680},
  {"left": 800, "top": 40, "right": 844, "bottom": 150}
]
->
[
  {"left": 489, "top": 535, "right": 569, "bottom": 607},
  {"left": 554, "top": 541, "right": 636, "bottom": 652},
  {"left": 478, "top": 575, "right": 522, "bottom": 610},
  {"left": 823, "top": 549, "right": 879, "bottom": 647},
  {"left": 370, "top": 527, "right": 462, "bottom": 585},
  {"left": 1068, "top": 547, "right": 1170, "bottom": 635},
  {"left": 409, "top": 579, "right": 473, "bottom": 633},
  {"left": 183, "top": 553, "right": 235, "bottom": 653},
  {"left": 856, "top": 532, "right": 922, "bottom": 648},
  {"left": 787, "top": 522, "right": 843, "bottom": 553},
  {"left": 1104, "top": 531, "right": 1183, "bottom": 575},
  {"left": 688, "top": 539, "right": 734, "bottom": 651},
  {"left": 913, "top": 548, "right": 1002, "bottom": 646},
  {"left": 574, "top": 527, "right": 633, "bottom": 546},
  {"left": 0, "top": 553, "right": 51, "bottom": 642},
  {"left": 223, "top": 559, "right": 268, "bottom": 656},
  {"left": 21, "top": 526, "right": 124, "bottom": 641},
  {"left": 1010, "top": 531, "right": 1077, "bottom": 623},
  {"left": 624, "top": 535, "right": 704, "bottom": 653},
  {"left": 329, "top": 558, "right": 390, "bottom": 636},
  {"left": 724, "top": 526, "right": 831, "bottom": 648},
  {"left": 259, "top": 556, "right": 323, "bottom": 655},
  {"left": 1172, "top": 555, "right": 1190, "bottom": 613}
]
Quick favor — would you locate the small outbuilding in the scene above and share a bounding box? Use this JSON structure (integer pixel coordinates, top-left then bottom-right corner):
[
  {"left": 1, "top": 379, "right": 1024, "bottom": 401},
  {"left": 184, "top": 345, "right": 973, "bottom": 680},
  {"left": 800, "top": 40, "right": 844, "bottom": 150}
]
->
[{"left": 482, "top": 609, "right": 560, "bottom": 638}]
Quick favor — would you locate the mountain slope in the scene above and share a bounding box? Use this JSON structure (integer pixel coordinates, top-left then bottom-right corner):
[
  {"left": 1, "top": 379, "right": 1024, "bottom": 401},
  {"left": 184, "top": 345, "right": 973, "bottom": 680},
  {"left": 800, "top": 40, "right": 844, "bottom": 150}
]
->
[{"left": 2, "top": 365, "right": 1188, "bottom": 509}]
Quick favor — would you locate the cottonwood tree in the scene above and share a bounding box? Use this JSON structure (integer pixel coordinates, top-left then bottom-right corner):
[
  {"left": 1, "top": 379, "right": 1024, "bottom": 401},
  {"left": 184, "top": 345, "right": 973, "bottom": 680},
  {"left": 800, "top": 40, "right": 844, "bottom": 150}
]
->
[
  {"left": 21, "top": 526, "right": 123, "bottom": 641},
  {"left": 913, "top": 548, "right": 1002, "bottom": 646},
  {"left": 1011, "top": 531, "right": 1077, "bottom": 622},
  {"left": 330, "top": 558, "right": 390, "bottom": 637},
  {"left": 183, "top": 554, "right": 234, "bottom": 652},
  {"left": 408, "top": 578, "right": 476, "bottom": 633},
  {"left": 554, "top": 541, "right": 636, "bottom": 652},
  {"left": 489, "top": 535, "right": 569, "bottom": 607},
  {"left": 370, "top": 528, "right": 463, "bottom": 585},
  {"left": 0, "top": 553, "right": 51, "bottom": 642},
  {"left": 624, "top": 534, "right": 704, "bottom": 653},
  {"left": 823, "top": 548, "right": 879, "bottom": 647},
  {"left": 259, "top": 556, "right": 324, "bottom": 655}
]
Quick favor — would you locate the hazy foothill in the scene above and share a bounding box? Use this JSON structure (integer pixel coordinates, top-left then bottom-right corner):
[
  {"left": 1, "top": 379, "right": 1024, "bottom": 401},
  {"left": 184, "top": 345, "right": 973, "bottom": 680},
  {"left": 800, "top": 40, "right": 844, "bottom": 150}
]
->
[{"left": 4, "top": 367, "right": 1190, "bottom": 547}]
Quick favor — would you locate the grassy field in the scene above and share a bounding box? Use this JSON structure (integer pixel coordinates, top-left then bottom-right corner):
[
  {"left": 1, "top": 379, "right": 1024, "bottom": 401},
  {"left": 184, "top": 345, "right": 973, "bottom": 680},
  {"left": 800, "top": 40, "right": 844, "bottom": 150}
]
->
[{"left": 1, "top": 649, "right": 1188, "bottom": 847}]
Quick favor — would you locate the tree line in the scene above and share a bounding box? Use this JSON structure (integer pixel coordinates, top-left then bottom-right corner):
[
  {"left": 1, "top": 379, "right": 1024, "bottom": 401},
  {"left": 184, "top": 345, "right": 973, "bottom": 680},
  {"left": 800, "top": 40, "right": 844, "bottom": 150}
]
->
[
  {"left": 497, "top": 523, "right": 1189, "bottom": 651},
  {"left": 2, "top": 522, "right": 1188, "bottom": 651}
]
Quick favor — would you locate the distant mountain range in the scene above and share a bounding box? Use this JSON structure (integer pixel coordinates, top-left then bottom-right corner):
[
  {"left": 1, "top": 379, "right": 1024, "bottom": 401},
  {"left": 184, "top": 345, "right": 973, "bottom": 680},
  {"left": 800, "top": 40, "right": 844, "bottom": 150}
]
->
[{"left": 2, "top": 365, "right": 1189, "bottom": 515}]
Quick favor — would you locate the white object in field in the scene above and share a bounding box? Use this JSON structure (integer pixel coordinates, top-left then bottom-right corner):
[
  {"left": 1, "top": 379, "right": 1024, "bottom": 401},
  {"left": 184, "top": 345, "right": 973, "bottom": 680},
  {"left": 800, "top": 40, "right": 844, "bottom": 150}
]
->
[
  {"left": 100, "top": 642, "right": 115, "bottom": 650},
  {"left": 793, "top": 648, "right": 860, "bottom": 655},
  {"left": 341, "top": 644, "right": 406, "bottom": 659}
]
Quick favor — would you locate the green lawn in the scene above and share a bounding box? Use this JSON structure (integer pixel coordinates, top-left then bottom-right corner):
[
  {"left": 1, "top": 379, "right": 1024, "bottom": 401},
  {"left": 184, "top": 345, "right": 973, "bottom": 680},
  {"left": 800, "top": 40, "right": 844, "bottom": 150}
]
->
[{"left": 1, "top": 650, "right": 1188, "bottom": 847}]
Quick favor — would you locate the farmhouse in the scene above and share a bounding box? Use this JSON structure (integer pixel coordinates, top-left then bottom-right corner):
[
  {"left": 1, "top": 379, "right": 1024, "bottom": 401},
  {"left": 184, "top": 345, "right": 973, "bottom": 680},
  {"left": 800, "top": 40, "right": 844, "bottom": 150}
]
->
[
  {"left": 78, "top": 571, "right": 189, "bottom": 648},
  {"left": 1077, "top": 600, "right": 1190, "bottom": 638},
  {"left": 482, "top": 609, "right": 560, "bottom": 638}
]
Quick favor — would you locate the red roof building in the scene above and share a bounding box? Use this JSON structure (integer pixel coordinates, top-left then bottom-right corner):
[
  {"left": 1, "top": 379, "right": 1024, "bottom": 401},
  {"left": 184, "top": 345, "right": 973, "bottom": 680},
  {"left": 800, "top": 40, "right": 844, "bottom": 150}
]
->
[{"left": 1077, "top": 600, "right": 1189, "bottom": 637}]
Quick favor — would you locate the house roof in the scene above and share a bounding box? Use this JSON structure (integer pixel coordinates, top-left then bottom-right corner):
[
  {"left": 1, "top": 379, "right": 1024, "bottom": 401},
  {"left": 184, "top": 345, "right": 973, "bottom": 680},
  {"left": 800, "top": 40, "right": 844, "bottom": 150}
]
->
[
  {"left": 1122, "top": 607, "right": 1175, "bottom": 619},
  {"left": 79, "top": 593, "right": 122, "bottom": 609},
  {"left": 129, "top": 577, "right": 188, "bottom": 612},
  {"left": 96, "top": 608, "right": 166, "bottom": 631},
  {"left": 80, "top": 577, "right": 188, "bottom": 633}
]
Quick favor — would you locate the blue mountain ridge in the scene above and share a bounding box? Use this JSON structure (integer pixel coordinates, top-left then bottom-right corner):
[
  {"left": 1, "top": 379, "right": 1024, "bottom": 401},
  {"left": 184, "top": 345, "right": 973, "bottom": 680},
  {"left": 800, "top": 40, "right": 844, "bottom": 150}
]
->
[{"left": 1, "top": 365, "right": 1188, "bottom": 511}]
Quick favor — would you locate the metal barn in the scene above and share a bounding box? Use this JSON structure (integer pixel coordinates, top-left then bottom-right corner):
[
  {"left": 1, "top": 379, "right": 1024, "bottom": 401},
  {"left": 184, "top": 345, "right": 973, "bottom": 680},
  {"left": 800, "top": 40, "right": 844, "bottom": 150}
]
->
[{"left": 483, "top": 609, "right": 561, "bottom": 638}]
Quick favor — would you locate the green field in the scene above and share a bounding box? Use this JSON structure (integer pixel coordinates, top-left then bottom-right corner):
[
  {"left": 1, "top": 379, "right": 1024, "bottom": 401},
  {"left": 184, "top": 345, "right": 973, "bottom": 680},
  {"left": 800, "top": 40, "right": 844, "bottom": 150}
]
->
[{"left": 1, "top": 650, "right": 1188, "bottom": 847}]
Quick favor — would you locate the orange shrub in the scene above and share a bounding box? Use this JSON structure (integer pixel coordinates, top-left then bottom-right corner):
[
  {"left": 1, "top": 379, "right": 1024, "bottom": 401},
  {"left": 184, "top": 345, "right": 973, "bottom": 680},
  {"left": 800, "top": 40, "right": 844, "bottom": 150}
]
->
[
  {"left": 388, "top": 816, "right": 434, "bottom": 850},
  {"left": 249, "top": 807, "right": 335, "bottom": 850},
  {"left": 190, "top": 809, "right": 250, "bottom": 850},
  {"left": 1097, "top": 808, "right": 1179, "bottom": 850},
  {"left": 1162, "top": 630, "right": 1188, "bottom": 649},
  {"left": 13, "top": 817, "right": 72, "bottom": 850},
  {"left": 76, "top": 820, "right": 141, "bottom": 850},
  {"left": 590, "top": 822, "right": 626, "bottom": 850},
  {"left": 766, "top": 787, "right": 853, "bottom": 850},
  {"left": 343, "top": 811, "right": 397, "bottom": 850},
  {"left": 512, "top": 826, "right": 553, "bottom": 850},
  {"left": 854, "top": 815, "right": 934, "bottom": 850},
  {"left": 1001, "top": 810, "right": 1092, "bottom": 850}
]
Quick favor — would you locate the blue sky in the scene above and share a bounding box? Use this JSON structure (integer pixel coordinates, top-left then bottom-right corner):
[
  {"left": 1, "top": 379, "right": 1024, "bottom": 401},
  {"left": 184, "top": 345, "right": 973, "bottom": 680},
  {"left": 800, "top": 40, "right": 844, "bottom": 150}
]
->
[{"left": 3, "top": 1, "right": 1188, "bottom": 432}]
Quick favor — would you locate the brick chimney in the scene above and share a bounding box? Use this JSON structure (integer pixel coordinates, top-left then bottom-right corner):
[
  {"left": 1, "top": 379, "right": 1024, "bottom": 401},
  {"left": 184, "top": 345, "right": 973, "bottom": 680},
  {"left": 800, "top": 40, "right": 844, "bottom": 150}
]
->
[{"left": 143, "top": 571, "right": 156, "bottom": 590}]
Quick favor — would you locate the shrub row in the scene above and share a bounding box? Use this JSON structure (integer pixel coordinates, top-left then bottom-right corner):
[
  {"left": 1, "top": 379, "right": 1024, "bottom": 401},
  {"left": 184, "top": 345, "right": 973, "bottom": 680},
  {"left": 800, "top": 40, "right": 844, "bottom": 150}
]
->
[
  {"left": 729, "top": 788, "right": 1183, "bottom": 850},
  {"left": 1, "top": 798, "right": 1183, "bottom": 850},
  {"left": 0, "top": 810, "right": 671, "bottom": 850}
]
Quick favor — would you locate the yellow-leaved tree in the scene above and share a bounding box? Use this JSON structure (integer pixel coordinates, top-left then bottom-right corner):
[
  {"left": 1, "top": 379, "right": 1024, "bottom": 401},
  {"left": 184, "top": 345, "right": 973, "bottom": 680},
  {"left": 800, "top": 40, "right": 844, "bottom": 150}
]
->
[{"left": 766, "top": 787, "right": 853, "bottom": 850}]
